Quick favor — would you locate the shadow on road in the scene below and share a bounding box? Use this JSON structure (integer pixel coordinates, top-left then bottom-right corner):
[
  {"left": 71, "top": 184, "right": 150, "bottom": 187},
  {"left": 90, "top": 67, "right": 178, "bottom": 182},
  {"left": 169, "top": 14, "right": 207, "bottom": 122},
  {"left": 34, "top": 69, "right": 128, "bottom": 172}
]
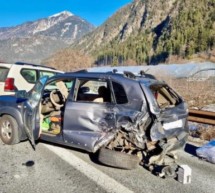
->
[
  {"left": 38, "top": 139, "right": 109, "bottom": 167},
  {"left": 184, "top": 143, "right": 198, "bottom": 157},
  {"left": 39, "top": 139, "right": 88, "bottom": 154}
]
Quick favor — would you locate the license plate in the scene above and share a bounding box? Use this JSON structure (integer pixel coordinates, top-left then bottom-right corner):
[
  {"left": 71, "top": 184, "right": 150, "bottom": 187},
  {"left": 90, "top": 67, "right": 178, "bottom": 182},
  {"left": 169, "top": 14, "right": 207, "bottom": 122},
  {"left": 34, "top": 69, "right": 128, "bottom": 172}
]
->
[{"left": 163, "top": 119, "right": 183, "bottom": 130}]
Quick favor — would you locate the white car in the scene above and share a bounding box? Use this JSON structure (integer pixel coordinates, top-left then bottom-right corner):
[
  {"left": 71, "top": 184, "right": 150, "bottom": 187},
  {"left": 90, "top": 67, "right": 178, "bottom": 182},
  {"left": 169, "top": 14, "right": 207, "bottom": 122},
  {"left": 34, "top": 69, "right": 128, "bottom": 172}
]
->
[{"left": 0, "top": 62, "right": 62, "bottom": 95}]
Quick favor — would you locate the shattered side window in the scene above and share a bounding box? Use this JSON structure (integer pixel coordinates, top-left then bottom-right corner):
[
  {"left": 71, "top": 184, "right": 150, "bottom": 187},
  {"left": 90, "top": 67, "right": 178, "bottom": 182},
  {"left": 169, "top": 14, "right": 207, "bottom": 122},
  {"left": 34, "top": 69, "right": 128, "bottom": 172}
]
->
[{"left": 112, "top": 81, "right": 128, "bottom": 104}]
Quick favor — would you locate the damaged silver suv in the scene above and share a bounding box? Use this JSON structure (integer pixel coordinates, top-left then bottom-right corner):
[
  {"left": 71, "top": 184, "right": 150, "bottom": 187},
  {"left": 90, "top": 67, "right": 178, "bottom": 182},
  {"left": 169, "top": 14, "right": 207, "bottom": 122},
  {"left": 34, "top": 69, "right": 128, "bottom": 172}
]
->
[{"left": 0, "top": 70, "right": 188, "bottom": 177}]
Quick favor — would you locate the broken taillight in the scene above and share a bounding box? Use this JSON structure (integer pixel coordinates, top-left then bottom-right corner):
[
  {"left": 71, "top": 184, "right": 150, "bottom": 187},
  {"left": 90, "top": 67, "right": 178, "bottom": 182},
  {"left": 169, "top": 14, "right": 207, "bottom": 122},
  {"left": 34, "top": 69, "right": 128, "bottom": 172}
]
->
[{"left": 4, "top": 78, "right": 15, "bottom": 91}]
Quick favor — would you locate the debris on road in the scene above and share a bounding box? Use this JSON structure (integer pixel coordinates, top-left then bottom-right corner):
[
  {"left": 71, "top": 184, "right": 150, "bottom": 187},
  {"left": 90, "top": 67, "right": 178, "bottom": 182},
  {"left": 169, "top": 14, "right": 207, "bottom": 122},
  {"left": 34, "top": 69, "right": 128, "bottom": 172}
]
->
[
  {"left": 177, "top": 165, "right": 192, "bottom": 184},
  {"left": 196, "top": 140, "right": 215, "bottom": 164}
]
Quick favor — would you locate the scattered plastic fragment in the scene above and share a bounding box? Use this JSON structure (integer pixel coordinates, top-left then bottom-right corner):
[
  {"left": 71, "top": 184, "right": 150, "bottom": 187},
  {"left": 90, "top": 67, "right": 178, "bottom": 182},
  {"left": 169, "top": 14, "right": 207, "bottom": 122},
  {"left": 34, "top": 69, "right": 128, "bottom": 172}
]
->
[
  {"left": 177, "top": 165, "right": 192, "bottom": 184},
  {"left": 196, "top": 140, "right": 215, "bottom": 164}
]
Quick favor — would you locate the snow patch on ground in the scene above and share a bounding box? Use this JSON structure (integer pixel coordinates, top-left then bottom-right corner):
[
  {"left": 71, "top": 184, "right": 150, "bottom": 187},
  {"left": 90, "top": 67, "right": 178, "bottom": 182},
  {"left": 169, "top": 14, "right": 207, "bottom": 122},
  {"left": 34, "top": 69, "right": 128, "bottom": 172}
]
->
[
  {"left": 201, "top": 104, "right": 215, "bottom": 112},
  {"left": 89, "top": 62, "right": 215, "bottom": 78}
]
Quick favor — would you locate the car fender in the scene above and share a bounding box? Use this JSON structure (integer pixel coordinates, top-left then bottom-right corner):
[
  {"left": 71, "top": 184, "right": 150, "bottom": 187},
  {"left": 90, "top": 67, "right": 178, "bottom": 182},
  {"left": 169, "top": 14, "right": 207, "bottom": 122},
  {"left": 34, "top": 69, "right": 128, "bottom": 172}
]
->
[{"left": 0, "top": 106, "right": 26, "bottom": 140}]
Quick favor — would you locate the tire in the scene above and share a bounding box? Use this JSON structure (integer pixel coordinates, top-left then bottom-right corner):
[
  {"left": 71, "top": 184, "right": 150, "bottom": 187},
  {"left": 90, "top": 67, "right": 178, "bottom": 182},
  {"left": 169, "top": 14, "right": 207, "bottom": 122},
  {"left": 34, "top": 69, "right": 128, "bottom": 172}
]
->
[
  {"left": 97, "top": 148, "right": 140, "bottom": 170},
  {"left": 0, "top": 115, "right": 20, "bottom": 145}
]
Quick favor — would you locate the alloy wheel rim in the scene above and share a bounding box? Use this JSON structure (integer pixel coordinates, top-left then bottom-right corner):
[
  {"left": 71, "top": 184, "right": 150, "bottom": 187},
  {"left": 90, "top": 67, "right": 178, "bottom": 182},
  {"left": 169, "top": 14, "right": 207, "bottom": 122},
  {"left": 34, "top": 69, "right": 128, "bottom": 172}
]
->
[{"left": 1, "top": 120, "right": 12, "bottom": 140}]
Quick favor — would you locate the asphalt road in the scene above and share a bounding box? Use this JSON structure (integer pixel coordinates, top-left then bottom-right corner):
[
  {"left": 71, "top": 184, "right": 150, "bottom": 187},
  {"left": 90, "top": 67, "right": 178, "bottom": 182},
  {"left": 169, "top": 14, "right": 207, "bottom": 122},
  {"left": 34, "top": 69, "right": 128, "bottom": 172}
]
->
[{"left": 0, "top": 139, "right": 215, "bottom": 193}]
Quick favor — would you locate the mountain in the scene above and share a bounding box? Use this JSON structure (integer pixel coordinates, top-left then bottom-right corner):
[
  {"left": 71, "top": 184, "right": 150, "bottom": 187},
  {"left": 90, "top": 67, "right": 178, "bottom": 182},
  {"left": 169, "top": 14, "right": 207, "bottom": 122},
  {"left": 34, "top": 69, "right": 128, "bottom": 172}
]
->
[
  {"left": 0, "top": 36, "right": 68, "bottom": 64},
  {"left": 70, "top": 0, "right": 214, "bottom": 65},
  {"left": 43, "top": 48, "right": 93, "bottom": 71},
  {"left": 0, "top": 11, "right": 95, "bottom": 63}
]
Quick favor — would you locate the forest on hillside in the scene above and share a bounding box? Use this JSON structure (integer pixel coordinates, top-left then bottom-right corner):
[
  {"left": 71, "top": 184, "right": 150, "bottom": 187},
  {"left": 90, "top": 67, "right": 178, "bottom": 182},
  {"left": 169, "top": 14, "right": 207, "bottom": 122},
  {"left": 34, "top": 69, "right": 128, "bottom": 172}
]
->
[{"left": 95, "top": 0, "right": 215, "bottom": 66}]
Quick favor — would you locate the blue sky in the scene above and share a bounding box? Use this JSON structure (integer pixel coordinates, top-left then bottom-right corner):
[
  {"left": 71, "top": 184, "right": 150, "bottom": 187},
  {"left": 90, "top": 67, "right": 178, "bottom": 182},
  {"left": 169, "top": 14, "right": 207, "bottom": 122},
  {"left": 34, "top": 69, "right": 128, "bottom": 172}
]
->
[{"left": 0, "top": 0, "right": 132, "bottom": 27}]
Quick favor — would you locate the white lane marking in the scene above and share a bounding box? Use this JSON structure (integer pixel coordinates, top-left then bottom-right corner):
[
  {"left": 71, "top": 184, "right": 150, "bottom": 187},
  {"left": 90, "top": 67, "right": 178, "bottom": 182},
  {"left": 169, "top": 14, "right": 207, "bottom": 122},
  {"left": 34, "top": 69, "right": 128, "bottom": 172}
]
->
[{"left": 44, "top": 144, "right": 134, "bottom": 193}]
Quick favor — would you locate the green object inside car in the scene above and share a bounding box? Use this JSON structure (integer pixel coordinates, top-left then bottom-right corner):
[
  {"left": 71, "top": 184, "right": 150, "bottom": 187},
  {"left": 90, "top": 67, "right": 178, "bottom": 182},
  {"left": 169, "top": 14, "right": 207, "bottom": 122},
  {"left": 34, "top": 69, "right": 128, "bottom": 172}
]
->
[{"left": 41, "top": 118, "right": 50, "bottom": 131}]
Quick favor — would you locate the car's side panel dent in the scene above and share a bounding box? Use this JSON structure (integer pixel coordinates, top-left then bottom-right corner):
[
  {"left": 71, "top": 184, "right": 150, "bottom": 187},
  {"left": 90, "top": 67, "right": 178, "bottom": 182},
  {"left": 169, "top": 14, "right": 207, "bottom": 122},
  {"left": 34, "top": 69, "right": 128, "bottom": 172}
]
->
[
  {"left": 117, "top": 110, "right": 151, "bottom": 149},
  {"left": 63, "top": 101, "right": 117, "bottom": 152},
  {"left": 150, "top": 103, "right": 189, "bottom": 141}
]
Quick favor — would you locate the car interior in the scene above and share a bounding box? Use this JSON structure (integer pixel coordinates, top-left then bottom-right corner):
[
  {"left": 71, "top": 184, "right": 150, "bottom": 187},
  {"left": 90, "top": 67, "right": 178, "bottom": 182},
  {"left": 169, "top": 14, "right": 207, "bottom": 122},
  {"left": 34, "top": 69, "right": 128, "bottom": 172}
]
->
[
  {"left": 76, "top": 79, "right": 111, "bottom": 103},
  {"left": 150, "top": 84, "right": 181, "bottom": 109},
  {"left": 40, "top": 79, "right": 73, "bottom": 135}
]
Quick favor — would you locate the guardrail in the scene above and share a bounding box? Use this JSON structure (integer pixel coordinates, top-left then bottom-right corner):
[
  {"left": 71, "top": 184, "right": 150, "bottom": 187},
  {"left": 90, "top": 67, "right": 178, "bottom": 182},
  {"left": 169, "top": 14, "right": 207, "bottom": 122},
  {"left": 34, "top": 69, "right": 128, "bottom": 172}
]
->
[{"left": 188, "top": 109, "right": 215, "bottom": 125}]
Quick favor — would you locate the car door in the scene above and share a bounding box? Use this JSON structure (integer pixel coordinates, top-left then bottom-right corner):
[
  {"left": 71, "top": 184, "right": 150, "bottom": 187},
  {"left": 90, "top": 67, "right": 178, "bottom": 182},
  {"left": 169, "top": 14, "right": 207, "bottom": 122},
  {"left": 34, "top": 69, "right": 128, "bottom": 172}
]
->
[
  {"left": 63, "top": 78, "right": 116, "bottom": 152},
  {"left": 22, "top": 76, "right": 48, "bottom": 147}
]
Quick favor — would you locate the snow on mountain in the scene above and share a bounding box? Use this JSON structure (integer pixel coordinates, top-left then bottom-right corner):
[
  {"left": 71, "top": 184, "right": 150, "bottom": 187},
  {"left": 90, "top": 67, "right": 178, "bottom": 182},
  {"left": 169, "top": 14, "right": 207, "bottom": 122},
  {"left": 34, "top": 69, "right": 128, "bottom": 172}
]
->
[
  {"left": 0, "top": 11, "right": 95, "bottom": 63},
  {"left": 0, "top": 11, "right": 94, "bottom": 42},
  {"left": 33, "top": 11, "right": 75, "bottom": 34},
  {"left": 49, "top": 11, "right": 74, "bottom": 18}
]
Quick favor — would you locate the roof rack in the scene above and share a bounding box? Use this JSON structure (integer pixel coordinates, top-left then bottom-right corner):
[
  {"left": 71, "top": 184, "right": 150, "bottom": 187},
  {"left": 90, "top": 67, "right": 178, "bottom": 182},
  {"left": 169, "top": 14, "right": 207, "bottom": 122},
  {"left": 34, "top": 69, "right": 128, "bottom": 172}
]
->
[
  {"left": 106, "top": 69, "right": 137, "bottom": 79},
  {"left": 113, "top": 69, "right": 118, "bottom": 73},
  {"left": 123, "top": 71, "right": 136, "bottom": 79},
  {"left": 106, "top": 70, "right": 118, "bottom": 74},
  {"left": 139, "top": 70, "right": 156, "bottom": 79},
  {"left": 15, "top": 62, "right": 56, "bottom": 70},
  {"left": 73, "top": 69, "right": 88, "bottom": 73},
  {"left": 65, "top": 69, "right": 88, "bottom": 74}
]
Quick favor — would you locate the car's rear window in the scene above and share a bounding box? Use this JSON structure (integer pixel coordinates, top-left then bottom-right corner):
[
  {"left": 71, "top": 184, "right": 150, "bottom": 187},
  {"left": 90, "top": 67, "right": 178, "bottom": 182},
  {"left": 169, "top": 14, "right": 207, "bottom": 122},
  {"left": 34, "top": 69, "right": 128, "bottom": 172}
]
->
[
  {"left": 0, "top": 67, "right": 9, "bottom": 82},
  {"left": 150, "top": 84, "right": 181, "bottom": 109},
  {"left": 21, "top": 69, "right": 37, "bottom": 83}
]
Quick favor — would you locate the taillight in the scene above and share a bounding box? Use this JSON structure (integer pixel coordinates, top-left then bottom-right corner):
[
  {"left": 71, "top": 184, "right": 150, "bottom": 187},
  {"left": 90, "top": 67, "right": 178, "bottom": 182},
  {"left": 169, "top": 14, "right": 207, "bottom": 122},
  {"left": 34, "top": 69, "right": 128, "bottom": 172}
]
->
[
  {"left": 154, "top": 91, "right": 158, "bottom": 99},
  {"left": 4, "top": 78, "right": 15, "bottom": 91}
]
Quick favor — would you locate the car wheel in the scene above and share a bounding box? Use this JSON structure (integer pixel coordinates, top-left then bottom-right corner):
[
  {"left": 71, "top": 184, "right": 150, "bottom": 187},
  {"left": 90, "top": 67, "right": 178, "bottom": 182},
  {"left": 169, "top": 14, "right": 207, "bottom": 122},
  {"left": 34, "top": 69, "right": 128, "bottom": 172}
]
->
[
  {"left": 97, "top": 148, "right": 140, "bottom": 170},
  {"left": 0, "top": 115, "right": 20, "bottom": 145}
]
